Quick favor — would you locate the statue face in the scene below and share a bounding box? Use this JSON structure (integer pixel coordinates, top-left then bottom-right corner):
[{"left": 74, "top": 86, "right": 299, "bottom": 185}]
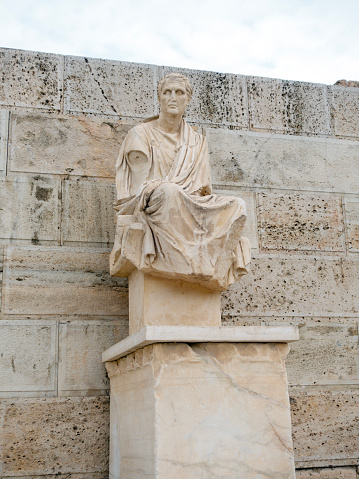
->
[{"left": 159, "top": 81, "right": 190, "bottom": 117}]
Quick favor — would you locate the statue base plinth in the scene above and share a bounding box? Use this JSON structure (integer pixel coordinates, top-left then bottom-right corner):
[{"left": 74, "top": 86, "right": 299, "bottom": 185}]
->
[{"left": 104, "top": 326, "right": 298, "bottom": 479}]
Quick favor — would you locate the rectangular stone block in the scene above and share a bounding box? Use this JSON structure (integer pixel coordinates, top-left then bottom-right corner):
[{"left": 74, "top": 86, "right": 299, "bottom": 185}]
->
[
  {"left": 331, "top": 86, "right": 359, "bottom": 138},
  {"left": 222, "top": 255, "right": 359, "bottom": 318},
  {"left": 296, "top": 467, "right": 357, "bottom": 478},
  {"left": 0, "top": 48, "right": 63, "bottom": 109},
  {"left": 2, "top": 475, "right": 107, "bottom": 479},
  {"left": 258, "top": 193, "right": 345, "bottom": 252},
  {"left": 64, "top": 56, "right": 156, "bottom": 117},
  {"left": 58, "top": 320, "right": 128, "bottom": 395},
  {"left": 2, "top": 246, "right": 128, "bottom": 316},
  {"left": 0, "top": 320, "right": 56, "bottom": 396},
  {"left": 283, "top": 323, "right": 359, "bottom": 386},
  {"left": 62, "top": 181, "right": 115, "bottom": 244},
  {"left": 160, "top": 66, "right": 248, "bottom": 126},
  {"left": 0, "top": 109, "right": 9, "bottom": 172},
  {"left": 213, "top": 188, "right": 258, "bottom": 249},
  {"left": 344, "top": 198, "right": 359, "bottom": 252},
  {"left": 107, "top": 342, "right": 295, "bottom": 478},
  {"left": 9, "top": 111, "right": 133, "bottom": 177},
  {"left": 206, "top": 128, "right": 359, "bottom": 194},
  {"left": 290, "top": 387, "right": 359, "bottom": 466},
  {"left": 0, "top": 176, "right": 60, "bottom": 242},
  {"left": 0, "top": 396, "right": 109, "bottom": 475},
  {"left": 247, "top": 77, "right": 331, "bottom": 135}
]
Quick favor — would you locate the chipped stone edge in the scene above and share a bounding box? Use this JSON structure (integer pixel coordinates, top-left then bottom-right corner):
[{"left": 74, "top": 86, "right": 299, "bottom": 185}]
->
[{"left": 102, "top": 325, "right": 299, "bottom": 362}]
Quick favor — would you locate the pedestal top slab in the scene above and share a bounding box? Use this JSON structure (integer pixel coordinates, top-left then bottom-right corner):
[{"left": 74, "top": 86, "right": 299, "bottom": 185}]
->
[{"left": 102, "top": 325, "right": 299, "bottom": 362}]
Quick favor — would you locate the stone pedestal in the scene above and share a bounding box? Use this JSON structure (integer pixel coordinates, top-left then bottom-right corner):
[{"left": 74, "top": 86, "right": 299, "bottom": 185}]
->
[{"left": 103, "top": 326, "right": 298, "bottom": 479}]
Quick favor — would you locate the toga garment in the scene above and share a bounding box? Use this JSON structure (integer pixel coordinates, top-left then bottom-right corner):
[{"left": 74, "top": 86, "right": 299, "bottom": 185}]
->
[{"left": 111, "top": 117, "right": 250, "bottom": 290}]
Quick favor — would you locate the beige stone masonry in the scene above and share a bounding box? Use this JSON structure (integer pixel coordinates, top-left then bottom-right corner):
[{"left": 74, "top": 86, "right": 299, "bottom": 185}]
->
[
  {"left": 161, "top": 66, "right": 248, "bottom": 126},
  {"left": 207, "top": 128, "right": 359, "bottom": 193},
  {"left": 222, "top": 255, "right": 359, "bottom": 318},
  {"left": 62, "top": 180, "right": 115, "bottom": 244},
  {"left": 0, "top": 320, "right": 57, "bottom": 397},
  {"left": 0, "top": 109, "right": 9, "bottom": 173},
  {"left": 0, "top": 396, "right": 109, "bottom": 476},
  {"left": 344, "top": 197, "right": 359, "bottom": 252},
  {"left": 0, "top": 176, "right": 60, "bottom": 242},
  {"left": 290, "top": 387, "right": 359, "bottom": 467},
  {"left": 296, "top": 467, "right": 357, "bottom": 478},
  {"left": 0, "top": 48, "right": 63, "bottom": 110},
  {"left": 331, "top": 86, "right": 359, "bottom": 138},
  {"left": 9, "top": 111, "right": 133, "bottom": 177},
  {"left": 2, "top": 246, "right": 128, "bottom": 316},
  {"left": 247, "top": 77, "right": 331, "bottom": 135},
  {"left": 258, "top": 193, "right": 345, "bottom": 252},
  {"left": 58, "top": 320, "right": 128, "bottom": 396},
  {"left": 64, "top": 56, "right": 157, "bottom": 117}
]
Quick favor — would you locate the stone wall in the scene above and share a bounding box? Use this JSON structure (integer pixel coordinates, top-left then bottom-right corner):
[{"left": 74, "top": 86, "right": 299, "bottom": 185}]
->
[{"left": 0, "top": 47, "right": 358, "bottom": 478}]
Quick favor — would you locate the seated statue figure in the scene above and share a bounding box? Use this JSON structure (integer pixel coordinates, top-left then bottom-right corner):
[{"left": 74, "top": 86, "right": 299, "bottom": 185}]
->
[{"left": 110, "top": 73, "right": 250, "bottom": 291}]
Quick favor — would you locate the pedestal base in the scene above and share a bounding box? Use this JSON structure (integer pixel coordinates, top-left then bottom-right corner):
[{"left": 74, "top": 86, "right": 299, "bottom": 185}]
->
[{"left": 105, "top": 327, "right": 298, "bottom": 479}]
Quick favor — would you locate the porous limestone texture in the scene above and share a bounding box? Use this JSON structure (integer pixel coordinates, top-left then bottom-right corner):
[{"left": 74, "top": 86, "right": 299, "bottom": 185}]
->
[
  {"left": 0, "top": 47, "right": 359, "bottom": 476},
  {"left": 106, "top": 342, "right": 296, "bottom": 479}
]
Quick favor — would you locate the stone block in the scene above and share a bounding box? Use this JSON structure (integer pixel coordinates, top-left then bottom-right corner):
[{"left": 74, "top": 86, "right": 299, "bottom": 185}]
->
[
  {"left": 9, "top": 111, "right": 132, "bottom": 177},
  {"left": 222, "top": 255, "right": 359, "bottom": 318},
  {"left": 296, "top": 467, "right": 357, "bottom": 478},
  {"left": 2, "top": 246, "right": 128, "bottom": 316},
  {"left": 0, "top": 176, "right": 60, "bottom": 242},
  {"left": 290, "top": 387, "right": 359, "bottom": 466},
  {"left": 160, "top": 66, "right": 248, "bottom": 126},
  {"left": 206, "top": 128, "right": 359, "bottom": 194},
  {"left": 331, "top": 86, "right": 359, "bottom": 138},
  {"left": 64, "top": 56, "right": 156, "bottom": 117},
  {"left": 2, "top": 475, "right": 107, "bottom": 479},
  {"left": 62, "top": 181, "right": 115, "bottom": 244},
  {"left": 0, "top": 320, "right": 56, "bottom": 396},
  {"left": 344, "top": 198, "right": 359, "bottom": 252},
  {"left": 0, "top": 396, "right": 109, "bottom": 475},
  {"left": 58, "top": 320, "right": 128, "bottom": 395},
  {"left": 258, "top": 193, "right": 345, "bottom": 252},
  {"left": 283, "top": 323, "right": 359, "bottom": 386},
  {"left": 0, "top": 48, "right": 63, "bottom": 109},
  {"left": 213, "top": 188, "right": 258, "bottom": 249},
  {"left": 0, "top": 109, "right": 9, "bottom": 172},
  {"left": 247, "top": 77, "right": 330, "bottom": 135},
  {"left": 107, "top": 342, "right": 295, "bottom": 478}
]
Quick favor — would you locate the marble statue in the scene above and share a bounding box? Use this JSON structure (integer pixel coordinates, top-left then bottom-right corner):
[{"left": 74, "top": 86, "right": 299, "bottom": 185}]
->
[{"left": 110, "top": 73, "right": 250, "bottom": 291}]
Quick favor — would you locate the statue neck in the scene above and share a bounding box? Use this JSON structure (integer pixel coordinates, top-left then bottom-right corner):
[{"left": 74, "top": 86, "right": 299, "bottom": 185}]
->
[{"left": 157, "top": 112, "right": 183, "bottom": 134}]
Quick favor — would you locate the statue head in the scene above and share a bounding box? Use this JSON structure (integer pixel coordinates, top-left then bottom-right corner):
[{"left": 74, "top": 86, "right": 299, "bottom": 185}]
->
[{"left": 157, "top": 73, "right": 193, "bottom": 103}]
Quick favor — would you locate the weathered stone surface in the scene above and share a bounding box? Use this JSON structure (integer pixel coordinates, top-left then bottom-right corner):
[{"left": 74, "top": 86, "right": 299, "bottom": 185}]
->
[
  {"left": 0, "top": 396, "right": 109, "bottom": 475},
  {"left": 62, "top": 181, "right": 115, "bottom": 244},
  {"left": 296, "top": 467, "right": 357, "bottom": 478},
  {"left": 2, "top": 246, "right": 128, "bottom": 316},
  {"left": 222, "top": 255, "right": 359, "bottom": 318},
  {"left": 344, "top": 198, "right": 359, "bottom": 252},
  {"left": 331, "top": 86, "right": 359, "bottom": 138},
  {"left": 290, "top": 387, "right": 359, "bottom": 466},
  {"left": 206, "top": 128, "right": 359, "bottom": 194},
  {"left": 9, "top": 111, "right": 133, "bottom": 177},
  {"left": 0, "top": 109, "right": 9, "bottom": 172},
  {"left": 0, "top": 48, "right": 63, "bottom": 109},
  {"left": 213, "top": 189, "right": 258, "bottom": 249},
  {"left": 0, "top": 176, "right": 60, "bottom": 242},
  {"left": 3, "top": 475, "right": 107, "bottom": 479},
  {"left": 284, "top": 323, "right": 359, "bottom": 386},
  {"left": 107, "top": 342, "right": 295, "bottom": 479},
  {"left": 258, "top": 193, "right": 345, "bottom": 252},
  {"left": 161, "top": 66, "right": 248, "bottom": 126},
  {"left": 0, "top": 320, "right": 56, "bottom": 396},
  {"left": 58, "top": 320, "right": 128, "bottom": 395},
  {"left": 247, "top": 77, "right": 330, "bottom": 135},
  {"left": 64, "top": 56, "right": 156, "bottom": 117}
]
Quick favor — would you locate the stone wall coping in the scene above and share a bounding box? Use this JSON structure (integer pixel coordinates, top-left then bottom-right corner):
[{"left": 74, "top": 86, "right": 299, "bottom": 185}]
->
[{"left": 102, "top": 325, "right": 299, "bottom": 362}]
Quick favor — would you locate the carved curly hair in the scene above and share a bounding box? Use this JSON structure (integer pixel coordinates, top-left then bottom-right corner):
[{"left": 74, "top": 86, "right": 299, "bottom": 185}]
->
[{"left": 157, "top": 73, "right": 193, "bottom": 102}]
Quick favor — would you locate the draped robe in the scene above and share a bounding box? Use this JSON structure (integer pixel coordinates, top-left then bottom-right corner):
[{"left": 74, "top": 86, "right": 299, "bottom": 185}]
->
[{"left": 111, "top": 117, "right": 250, "bottom": 290}]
